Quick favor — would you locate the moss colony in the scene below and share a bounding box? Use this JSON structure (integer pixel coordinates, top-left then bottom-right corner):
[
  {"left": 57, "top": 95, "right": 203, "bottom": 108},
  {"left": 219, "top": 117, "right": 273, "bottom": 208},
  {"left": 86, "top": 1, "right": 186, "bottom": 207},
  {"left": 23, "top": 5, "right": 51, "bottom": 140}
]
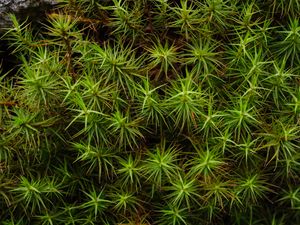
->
[{"left": 1, "top": 0, "right": 300, "bottom": 224}]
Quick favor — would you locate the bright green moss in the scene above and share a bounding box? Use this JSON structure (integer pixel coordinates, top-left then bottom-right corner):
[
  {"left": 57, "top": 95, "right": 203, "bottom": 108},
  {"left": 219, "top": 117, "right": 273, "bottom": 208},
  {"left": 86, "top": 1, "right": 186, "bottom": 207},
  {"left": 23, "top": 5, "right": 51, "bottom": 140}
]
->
[{"left": 1, "top": 0, "right": 300, "bottom": 224}]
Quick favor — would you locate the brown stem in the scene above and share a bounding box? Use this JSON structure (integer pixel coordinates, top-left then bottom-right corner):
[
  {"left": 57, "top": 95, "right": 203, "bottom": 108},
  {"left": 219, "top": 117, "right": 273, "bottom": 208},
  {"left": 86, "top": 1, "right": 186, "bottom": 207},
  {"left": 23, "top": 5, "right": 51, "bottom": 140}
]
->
[
  {"left": 63, "top": 36, "right": 75, "bottom": 79},
  {"left": 0, "top": 101, "right": 17, "bottom": 106}
]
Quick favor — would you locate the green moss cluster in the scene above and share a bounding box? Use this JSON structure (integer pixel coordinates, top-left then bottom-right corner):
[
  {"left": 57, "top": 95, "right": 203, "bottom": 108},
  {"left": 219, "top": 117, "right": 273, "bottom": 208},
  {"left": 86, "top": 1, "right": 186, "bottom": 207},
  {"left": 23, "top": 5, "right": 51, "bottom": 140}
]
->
[{"left": 1, "top": 0, "right": 300, "bottom": 224}]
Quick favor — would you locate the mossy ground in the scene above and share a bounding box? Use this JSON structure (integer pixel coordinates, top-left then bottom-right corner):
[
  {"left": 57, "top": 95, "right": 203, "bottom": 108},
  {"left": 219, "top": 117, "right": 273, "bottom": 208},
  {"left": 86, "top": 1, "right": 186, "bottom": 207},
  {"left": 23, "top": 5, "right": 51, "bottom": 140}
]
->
[{"left": 1, "top": 0, "right": 300, "bottom": 224}]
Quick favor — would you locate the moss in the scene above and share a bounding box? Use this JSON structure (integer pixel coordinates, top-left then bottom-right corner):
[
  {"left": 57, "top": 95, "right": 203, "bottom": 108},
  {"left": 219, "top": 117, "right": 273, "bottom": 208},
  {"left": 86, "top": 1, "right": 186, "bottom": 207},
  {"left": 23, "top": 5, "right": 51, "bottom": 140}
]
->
[{"left": 1, "top": 0, "right": 300, "bottom": 224}]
